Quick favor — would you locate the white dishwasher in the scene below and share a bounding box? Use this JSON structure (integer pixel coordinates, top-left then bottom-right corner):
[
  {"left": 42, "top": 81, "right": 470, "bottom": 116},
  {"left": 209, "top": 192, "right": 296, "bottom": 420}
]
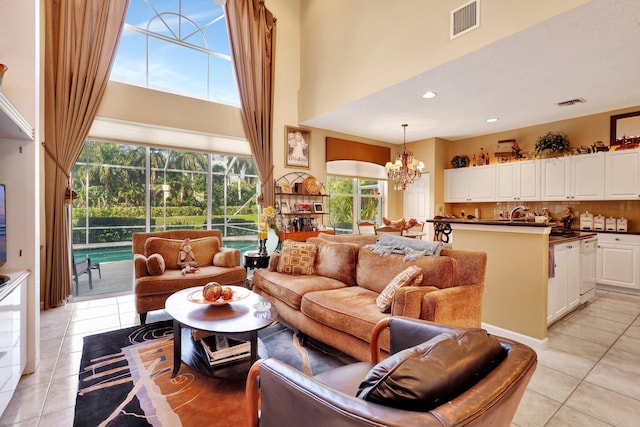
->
[{"left": 580, "top": 236, "right": 597, "bottom": 303}]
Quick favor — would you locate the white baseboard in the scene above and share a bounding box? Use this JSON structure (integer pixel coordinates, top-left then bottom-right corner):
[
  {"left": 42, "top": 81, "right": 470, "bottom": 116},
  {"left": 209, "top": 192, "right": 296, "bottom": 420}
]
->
[{"left": 481, "top": 322, "right": 548, "bottom": 352}]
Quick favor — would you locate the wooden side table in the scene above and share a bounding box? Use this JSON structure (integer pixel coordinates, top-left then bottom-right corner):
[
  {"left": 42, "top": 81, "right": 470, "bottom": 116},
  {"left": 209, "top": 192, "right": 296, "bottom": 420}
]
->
[{"left": 244, "top": 251, "right": 270, "bottom": 286}]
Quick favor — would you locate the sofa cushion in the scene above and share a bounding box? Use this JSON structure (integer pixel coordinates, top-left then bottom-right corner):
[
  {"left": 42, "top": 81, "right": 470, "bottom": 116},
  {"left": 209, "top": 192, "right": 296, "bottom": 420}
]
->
[
  {"left": 376, "top": 266, "right": 423, "bottom": 312},
  {"left": 315, "top": 243, "right": 359, "bottom": 286},
  {"left": 301, "top": 287, "right": 388, "bottom": 343},
  {"left": 253, "top": 270, "right": 348, "bottom": 310},
  {"left": 144, "top": 236, "right": 220, "bottom": 270},
  {"left": 134, "top": 265, "right": 246, "bottom": 297},
  {"left": 356, "top": 328, "right": 504, "bottom": 411},
  {"left": 146, "top": 253, "right": 166, "bottom": 276},
  {"left": 356, "top": 249, "right": 458, "bottom": 294},
  {"left": 277, "top": 240, "right": 318, "bottom": 275}
]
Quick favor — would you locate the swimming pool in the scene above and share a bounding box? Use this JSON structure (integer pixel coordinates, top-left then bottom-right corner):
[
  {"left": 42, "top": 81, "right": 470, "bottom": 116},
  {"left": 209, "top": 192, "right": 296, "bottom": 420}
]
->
[{"left": 73, "top": 239, "right": 260, "bottom": 264}]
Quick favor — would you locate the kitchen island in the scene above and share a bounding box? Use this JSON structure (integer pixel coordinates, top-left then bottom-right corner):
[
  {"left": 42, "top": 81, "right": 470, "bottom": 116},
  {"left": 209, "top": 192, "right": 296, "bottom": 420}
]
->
[{"left": 427, "top": 218, "right": 595, "bottom": 349}]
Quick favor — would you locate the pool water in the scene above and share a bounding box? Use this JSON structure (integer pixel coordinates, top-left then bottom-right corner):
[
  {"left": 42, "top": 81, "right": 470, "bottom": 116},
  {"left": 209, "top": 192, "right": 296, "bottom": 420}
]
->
[{"left": 73, "top": 240, "right": 259, "bottom": 264}]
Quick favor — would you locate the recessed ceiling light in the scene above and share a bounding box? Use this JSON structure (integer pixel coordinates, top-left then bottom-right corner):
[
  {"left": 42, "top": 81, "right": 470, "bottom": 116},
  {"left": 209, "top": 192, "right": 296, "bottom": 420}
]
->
[
  {"left": 486, "top": 118, "right": 499, "bottom": 123},
  {"left": 422, "top": 91, "right": 437, "bottom": 99}
]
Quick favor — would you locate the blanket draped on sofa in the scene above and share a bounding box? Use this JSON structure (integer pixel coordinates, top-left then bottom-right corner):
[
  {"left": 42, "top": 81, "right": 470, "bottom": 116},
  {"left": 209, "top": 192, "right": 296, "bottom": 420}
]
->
[{"left": 364, "top": 234, "right": 444, "bottom": 261}]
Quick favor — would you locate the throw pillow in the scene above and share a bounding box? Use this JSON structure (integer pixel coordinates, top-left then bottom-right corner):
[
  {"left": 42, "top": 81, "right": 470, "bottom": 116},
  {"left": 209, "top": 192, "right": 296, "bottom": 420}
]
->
[
  {"left": 356, "top": 328, "right": 504, "bottom": 412},
  {"left": 276, "top": 240, "right": 318, "bottom": 275},
  {"left": 146, "top": 253, "right": 165, "bottom": 276},
  {"left": 315, "top": 243, "right": 359, "bottom": 285},
  {"left": 376, "top": 265, "right": 423, "bottom": 312}
]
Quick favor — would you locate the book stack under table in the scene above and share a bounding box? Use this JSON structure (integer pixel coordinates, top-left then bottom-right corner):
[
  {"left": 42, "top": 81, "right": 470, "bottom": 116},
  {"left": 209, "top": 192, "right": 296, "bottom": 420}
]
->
[{"left": 198, "top": 334, "right": 251, "bottom": 367}]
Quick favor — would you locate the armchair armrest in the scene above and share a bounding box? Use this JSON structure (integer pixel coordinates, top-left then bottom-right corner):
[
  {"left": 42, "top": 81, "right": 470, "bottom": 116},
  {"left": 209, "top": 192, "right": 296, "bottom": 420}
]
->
[
  {"left": 247, "top": 358, "right": 438, "bottom": 427},
  {"left": 133, "top": 254, "right": 149, "bottom": 279}
]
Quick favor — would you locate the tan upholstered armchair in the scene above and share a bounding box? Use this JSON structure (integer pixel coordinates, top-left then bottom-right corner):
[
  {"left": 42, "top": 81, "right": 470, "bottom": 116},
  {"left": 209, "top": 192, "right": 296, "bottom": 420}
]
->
[
  {"left": 246, "top": 317, "right": 536, "bottom": 427},
  {"left": 132, "top": 229, "right": 246, "bottom": 324}
]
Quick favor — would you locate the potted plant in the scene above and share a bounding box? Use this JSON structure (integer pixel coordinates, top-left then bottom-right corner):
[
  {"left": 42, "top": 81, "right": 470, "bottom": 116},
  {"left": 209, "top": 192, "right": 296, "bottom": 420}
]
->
[
  {"left": 533, "top": 132, "right": 572, "bottom": 158},
  {"left": 450, "top": 155, "right": 470, "bottom": 168}
]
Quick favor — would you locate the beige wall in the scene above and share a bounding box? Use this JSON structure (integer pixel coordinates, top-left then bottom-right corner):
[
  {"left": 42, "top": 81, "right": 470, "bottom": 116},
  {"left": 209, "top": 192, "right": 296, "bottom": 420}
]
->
[
  {"left": 446, "top": 105, "right": 640, "bottom": 163},
  {"left": 97, "top": 82, "right": 246, "bottom": 140},
  {"left": 298, "top": 0, "right": 589, "bottom": 122},
  {"left": 452, "top": 226, "right": 549, "bottom": 341}
]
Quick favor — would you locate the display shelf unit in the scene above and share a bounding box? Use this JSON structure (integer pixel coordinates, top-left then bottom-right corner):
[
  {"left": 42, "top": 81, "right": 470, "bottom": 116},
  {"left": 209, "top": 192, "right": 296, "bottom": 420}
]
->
[
  {"left": 275, "top": 172, "right": 332, "bottom": 241},
  {"left": 0, "top": 91, "right": 34, "bottom": 141}
]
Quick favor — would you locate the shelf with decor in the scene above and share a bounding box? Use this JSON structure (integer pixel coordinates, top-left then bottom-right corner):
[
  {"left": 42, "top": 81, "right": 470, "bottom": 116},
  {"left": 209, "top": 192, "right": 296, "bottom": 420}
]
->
[
  {"left": 0, "top": 91, "right": 34, "bottom": 141},
  {"left": 275, "top": 171, "right": 332, "bottom": 241}
]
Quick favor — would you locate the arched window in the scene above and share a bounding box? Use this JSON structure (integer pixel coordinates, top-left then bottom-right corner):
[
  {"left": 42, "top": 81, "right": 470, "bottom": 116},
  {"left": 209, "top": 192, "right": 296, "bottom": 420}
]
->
[{"left": 110, "top": 0, "right": 239, "bottom": 106}]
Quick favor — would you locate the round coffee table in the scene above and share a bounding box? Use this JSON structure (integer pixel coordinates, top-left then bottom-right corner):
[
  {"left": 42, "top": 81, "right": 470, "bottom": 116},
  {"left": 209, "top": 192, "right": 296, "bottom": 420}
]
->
[{"left": 165, "top": 286, "right": 277, "bottom": 377}]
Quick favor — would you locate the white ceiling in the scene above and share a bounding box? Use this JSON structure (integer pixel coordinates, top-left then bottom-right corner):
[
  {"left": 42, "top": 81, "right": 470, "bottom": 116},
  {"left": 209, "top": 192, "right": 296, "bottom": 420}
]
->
[{"left": 303, "top": 0, "right": 640, "bottom": 144}]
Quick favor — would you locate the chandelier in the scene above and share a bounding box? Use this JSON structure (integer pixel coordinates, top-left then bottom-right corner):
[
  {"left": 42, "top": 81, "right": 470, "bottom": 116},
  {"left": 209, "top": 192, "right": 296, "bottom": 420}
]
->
[{"left": 385, "top": 123, "right": 424, "bottom": 190}]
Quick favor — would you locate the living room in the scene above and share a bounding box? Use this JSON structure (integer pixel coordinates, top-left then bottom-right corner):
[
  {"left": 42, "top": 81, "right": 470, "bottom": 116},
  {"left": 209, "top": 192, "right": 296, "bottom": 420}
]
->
[{"left": 1, "top": 0, "right": 640, "bottom": 425}]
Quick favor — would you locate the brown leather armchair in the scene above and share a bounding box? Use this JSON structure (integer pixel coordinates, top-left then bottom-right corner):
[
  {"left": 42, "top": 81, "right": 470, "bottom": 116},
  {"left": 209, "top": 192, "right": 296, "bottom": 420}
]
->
[{"left": 246, "top": 317, "right": 536, "bottom": 427}]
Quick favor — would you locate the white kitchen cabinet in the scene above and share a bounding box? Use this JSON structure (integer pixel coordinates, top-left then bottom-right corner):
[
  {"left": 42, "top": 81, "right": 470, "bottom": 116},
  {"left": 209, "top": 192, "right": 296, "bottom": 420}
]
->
[
  {"left": 596, "top": 233, "right": 640, "bottom": 290},
  {"left": 604, "top": 150, "right": 640, "bottom": 200},
  {"left": 444, "top": 165, "right": 495, "bottom": 202},
  {"left": 548, "top": 242, "right": 580, "bottom": 325},
  {"left": 495, "top": 160, "right": 540, "bottom": 201},
  {"left": 571, "top": 153, "right": 605, "bottom": 200},
  {"left": 541, "top": 154, "right": 605, "bottom": 201},
  {"left": 541, "top": 157, "right": 570, "bottom": 201}
]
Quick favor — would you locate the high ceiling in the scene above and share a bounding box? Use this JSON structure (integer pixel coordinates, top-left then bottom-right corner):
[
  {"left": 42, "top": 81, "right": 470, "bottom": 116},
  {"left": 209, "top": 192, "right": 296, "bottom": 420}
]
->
[{"left": 303, "top": 0, "right": 640, "bottom": 144}]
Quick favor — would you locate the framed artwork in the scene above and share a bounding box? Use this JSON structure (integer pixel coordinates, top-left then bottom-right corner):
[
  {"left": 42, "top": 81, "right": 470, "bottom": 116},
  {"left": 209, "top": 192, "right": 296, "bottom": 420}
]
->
[
  {"left": 313, "top": 202, "right": 324, "bottom": 214},
  {"left": 285, "top": 125, "right": 310, "bottom": 168},
  {"left": 279, "top": 182, "right": 293, "bottom": 194},
  {"left": 280, "top": 201, "right": 290, "bottom": 214}
]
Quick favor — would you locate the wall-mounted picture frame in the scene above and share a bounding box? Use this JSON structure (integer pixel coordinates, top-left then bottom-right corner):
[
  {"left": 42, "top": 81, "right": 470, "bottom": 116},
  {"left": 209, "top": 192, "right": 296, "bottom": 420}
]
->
[
  {"left": 279, "top": 182, "right": 293, "bottom": 194},
  {"left": 313, "top": 202, "right": 324, "bottom": 214},
  {"left": 285, "top": 125, "right": 310, "bottom": 168}
]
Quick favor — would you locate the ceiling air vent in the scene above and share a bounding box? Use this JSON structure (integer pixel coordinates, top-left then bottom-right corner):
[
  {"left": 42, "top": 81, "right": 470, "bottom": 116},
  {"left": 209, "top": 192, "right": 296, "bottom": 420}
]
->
[
  {"left": 557, "top": 98, "right": 586, "bottom": 107},
  {"left": 451, "top": 0, "right": 480, "bottom": 39}
]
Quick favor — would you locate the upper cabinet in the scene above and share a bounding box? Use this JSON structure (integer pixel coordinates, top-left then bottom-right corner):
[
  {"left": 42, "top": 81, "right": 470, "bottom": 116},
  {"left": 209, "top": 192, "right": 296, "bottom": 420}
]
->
[
  {"left": 540, "top": 154, "right": 605, "bottom": 201},
  {"left": 604, "top": 150, "right": 640, "bottom": 200},
  {"left": 0, "top": 92, "right": 34, "bottom": 141},
  {"left": 495, "top": 160, "right": 540, "bottom": 201},
  {"left": 444, "top": 151, "right": 640, "bottom": 203},
  {"left": 571, "top": 153, "right": 605, "bottom": 200},
  {"left": 445, "top": 165, "right": 495, "bottom": 203}
]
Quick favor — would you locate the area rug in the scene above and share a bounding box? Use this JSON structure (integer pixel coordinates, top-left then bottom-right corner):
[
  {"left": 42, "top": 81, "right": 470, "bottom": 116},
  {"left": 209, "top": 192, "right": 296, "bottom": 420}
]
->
[{"left": 73, "top": 321, "right": 356, "bottom": 427}]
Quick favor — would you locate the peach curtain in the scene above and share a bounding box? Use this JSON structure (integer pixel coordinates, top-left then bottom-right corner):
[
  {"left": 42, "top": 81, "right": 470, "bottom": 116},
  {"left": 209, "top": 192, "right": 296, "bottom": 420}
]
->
[
  {"left": 43, "top": 0, "right": 129, "bottom": 308},
  {"left": 224, "top": 0, "right": 277, "bottom": 208}
]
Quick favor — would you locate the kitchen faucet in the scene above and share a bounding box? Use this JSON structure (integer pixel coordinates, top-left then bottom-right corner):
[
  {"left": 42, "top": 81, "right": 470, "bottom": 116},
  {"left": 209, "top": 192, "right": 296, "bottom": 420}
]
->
[{"left": 510, "top": 205, "right": 529, "bottom": 222}]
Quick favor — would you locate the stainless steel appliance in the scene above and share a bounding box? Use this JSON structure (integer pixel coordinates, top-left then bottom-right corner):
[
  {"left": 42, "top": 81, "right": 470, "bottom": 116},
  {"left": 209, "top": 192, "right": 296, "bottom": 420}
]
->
[{"left": 580, "top": 236, "right": 597, "bottom": 303}]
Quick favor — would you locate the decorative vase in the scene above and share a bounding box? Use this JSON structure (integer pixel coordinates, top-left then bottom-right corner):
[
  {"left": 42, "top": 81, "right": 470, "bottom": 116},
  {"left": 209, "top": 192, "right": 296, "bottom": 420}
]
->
[
  {"left": 266, "top": 228, "right": 279, "bottom": 254},
  {"left": 0, "top": 64, "right": 7, "bottom": 91}
]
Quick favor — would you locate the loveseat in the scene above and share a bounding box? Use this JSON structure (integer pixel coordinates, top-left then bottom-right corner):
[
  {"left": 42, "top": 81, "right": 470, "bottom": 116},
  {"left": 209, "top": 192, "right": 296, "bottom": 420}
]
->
[
  {"left": 132, "top": 230, "right": 247, "bottom": 324},
  {"left": 252, "top": 233, "right": 486, "bottom": 361}
]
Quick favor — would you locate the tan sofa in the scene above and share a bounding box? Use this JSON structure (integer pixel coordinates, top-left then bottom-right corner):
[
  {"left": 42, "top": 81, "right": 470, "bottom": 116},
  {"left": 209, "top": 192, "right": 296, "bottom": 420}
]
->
[
  {"left": 132, "top": 230, "right": 247, "bottom": 324},
  {"left": 253, "top": 233, "right": 486, "bottom": 361}
]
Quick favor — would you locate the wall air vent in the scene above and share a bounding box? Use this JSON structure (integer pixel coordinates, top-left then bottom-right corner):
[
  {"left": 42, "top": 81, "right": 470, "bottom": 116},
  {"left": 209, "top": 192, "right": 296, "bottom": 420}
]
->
[
  {"left": 451, "top": 0, "right": 480, "bottom": 40},
  {"left": 557, "top": 98, "right": 586, "bottom": 107}
]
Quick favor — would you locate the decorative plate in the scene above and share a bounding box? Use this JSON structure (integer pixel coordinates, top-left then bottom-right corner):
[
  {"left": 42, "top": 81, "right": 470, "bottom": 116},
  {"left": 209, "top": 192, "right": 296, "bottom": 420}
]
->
[
  {"left": 187, "top": 285, "right": 250, "bottom": 306},
  {"left": 304, "top": 176, "right": 320, "bottom": 194}
]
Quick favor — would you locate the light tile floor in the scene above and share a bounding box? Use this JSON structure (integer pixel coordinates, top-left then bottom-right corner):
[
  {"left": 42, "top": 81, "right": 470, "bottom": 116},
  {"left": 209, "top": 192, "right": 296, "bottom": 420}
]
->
[{"left": 1, "top": 290, "right": 639, "bottom": 426}]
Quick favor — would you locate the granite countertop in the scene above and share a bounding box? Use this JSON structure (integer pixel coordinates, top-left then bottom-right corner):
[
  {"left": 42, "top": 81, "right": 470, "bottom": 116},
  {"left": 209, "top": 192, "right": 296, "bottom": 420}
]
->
[{"left": 426, "top": 218, "right": 549, "bottom": 228}]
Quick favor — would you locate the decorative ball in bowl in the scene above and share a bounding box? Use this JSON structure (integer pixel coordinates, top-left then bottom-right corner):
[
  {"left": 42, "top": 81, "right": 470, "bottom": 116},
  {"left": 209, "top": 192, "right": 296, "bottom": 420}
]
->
[{"left": 188, "top": 283, "right": 249, "bottom": 305}]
